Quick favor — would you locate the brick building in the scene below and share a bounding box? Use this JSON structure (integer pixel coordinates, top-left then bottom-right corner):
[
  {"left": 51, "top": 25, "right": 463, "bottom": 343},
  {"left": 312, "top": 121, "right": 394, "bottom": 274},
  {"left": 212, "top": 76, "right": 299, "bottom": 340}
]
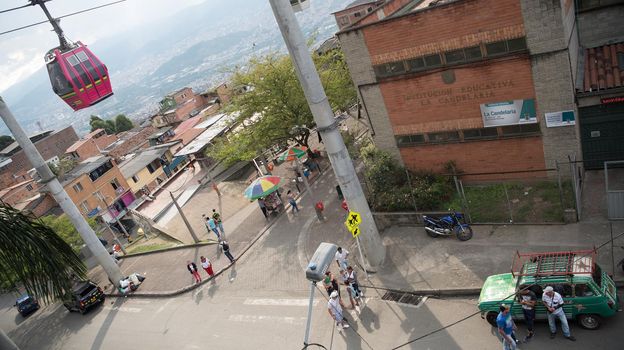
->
[
  {"left": 0, "top": 126, "right": 78, "bottom": 188},
  {"left": 65, "top": 128, "right": 118, "bottom": 161},
  {"left": 61, "top": 156, "right": 136, "bottom": 222},
  {"left": 573, "top": 0, "right": 624, "bottom": 169},
  {"left": 337, "top": 0, "right": 584, "bottom": 176},
  {"left": 332, "top": 0, "right": 385, "bottom": 30},
  {"left": 102, "top": 126, "right": 156, "bottom": 161},
  {"left": 152, "top": 87, "right": 207, "bottom": 128}
]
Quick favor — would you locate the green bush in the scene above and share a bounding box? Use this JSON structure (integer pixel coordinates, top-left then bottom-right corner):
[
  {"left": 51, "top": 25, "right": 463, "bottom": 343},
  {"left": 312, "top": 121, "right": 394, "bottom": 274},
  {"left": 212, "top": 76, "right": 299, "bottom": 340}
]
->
[{"left": 359, "top": 145, "right": 454, "bottom": 212}]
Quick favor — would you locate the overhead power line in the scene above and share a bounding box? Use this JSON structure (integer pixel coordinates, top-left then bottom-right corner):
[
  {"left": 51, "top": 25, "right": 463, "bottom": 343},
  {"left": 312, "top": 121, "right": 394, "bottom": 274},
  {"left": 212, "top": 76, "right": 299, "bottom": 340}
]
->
[
  {"left": 0, "top": 0, "right": 127, "bottom": 36},
  {"left": 0, "top": 3, "right": 32, "bottom": 15}
]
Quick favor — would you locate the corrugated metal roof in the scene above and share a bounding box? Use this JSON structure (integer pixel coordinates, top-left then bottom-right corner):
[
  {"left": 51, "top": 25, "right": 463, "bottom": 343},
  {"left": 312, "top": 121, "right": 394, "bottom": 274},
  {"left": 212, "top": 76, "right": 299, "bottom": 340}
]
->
[
  {"left": 581, "top": 42, "right": 624, "bottom": 93},
  {"left": 174, "top": 114, "right": 236, "bottom": 157},
  {"left": 118, "top": 147, "right": 169, "bottom": 178}
]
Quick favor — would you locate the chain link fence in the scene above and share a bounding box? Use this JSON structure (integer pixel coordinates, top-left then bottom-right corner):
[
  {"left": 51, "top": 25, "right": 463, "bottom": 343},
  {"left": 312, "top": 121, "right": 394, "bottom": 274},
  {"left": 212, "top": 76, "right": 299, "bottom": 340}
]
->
[{"left": 360, "top": 158, "right": 579, "bottom": 224}]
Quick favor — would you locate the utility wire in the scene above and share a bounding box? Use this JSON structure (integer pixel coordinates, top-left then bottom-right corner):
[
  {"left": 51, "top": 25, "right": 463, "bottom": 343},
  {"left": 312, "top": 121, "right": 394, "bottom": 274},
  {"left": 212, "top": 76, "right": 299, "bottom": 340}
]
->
[
  {"left": 390, "top": 230, "right": 624, "bottom": 349},
  {"left": 0, "top": 3, "right": 32, "bottom": 14},
  {"left": 0, "top": 0, "right": 127, "bottom": 36}
]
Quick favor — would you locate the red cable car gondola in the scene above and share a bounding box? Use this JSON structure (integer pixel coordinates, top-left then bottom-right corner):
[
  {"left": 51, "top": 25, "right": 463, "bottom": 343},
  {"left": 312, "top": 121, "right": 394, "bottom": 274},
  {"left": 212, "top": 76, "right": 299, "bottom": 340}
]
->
[
  {"left": 33, "top": 0, "right": 113, "bottom": 111},
  {"left": 45, "top": 42, "right": 113, "bottom": 111}
]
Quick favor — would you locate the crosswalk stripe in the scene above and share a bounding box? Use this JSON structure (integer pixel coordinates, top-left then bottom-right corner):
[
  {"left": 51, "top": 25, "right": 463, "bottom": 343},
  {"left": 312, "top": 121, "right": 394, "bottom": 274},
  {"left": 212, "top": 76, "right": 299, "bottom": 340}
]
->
[
  {"left": 102, "top": 306, "right": 141, "bottom": 313},
  {"left": 229, "top": 314, "right": 307, "bottom": 325},
  {"left": 243, "top": 298, "right": 318, "bottom": 306}
]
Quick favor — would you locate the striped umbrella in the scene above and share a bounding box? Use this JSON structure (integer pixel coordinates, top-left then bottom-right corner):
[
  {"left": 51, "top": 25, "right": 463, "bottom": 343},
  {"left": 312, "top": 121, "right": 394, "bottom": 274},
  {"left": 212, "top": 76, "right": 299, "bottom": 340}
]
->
[
  {"left": 244, "top": 175, "right": 285, "bottom": 200},
  {"left": 277, "top": 146, "right": 308, "bottom": 162}
]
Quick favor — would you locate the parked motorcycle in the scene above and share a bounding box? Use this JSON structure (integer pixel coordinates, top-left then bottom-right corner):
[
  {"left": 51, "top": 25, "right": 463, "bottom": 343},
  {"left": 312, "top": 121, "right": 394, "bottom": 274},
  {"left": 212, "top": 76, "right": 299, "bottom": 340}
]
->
[{"left": 423, "top": 212, "right": 473, "bottom": 241}]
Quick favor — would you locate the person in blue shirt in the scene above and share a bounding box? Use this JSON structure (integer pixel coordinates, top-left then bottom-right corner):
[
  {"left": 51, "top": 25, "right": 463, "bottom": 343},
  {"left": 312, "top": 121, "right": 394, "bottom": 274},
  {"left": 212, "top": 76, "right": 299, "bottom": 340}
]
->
[{"left": 496, "top": 304, "right": 517, "bottom": 350}]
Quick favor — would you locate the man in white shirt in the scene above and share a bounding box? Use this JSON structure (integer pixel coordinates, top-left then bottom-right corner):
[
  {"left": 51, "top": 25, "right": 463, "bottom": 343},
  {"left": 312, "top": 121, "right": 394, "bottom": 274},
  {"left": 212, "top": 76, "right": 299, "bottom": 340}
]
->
[
  {"left": 542, "top": 286, "right": 576, "bottom": 341},
  {"left": 327, "top": 291, "right": 349, "bottom": 330},
  {"left": 335, "top": 247, "right": 349, "bottom": 270}
]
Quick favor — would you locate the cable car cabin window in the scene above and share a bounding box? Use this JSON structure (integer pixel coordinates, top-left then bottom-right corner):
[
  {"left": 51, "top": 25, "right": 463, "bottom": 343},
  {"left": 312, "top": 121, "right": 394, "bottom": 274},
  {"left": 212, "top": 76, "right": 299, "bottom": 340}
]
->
[
  {"left": 84, "top": 50, "right": 106, "bottom": 75},
  {"left": 66, "top": 54, "right": 91, "bottom": 86},
  {"left": 76, "top": 51, "right": 101, "bottom": 79},
  {"left": 46, "top": 61, "right": 73, "bottom": 96}
]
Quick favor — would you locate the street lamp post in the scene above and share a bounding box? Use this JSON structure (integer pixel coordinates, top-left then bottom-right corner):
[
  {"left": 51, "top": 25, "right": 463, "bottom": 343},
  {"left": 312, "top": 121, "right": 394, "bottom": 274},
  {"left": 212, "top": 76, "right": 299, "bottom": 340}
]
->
[{"left": 268, "top": 0, "right": 385, "bottom": 268}]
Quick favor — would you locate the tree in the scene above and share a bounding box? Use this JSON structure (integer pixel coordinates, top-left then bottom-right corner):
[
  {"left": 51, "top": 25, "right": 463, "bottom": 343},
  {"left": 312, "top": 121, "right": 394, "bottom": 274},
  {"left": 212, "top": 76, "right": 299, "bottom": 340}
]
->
[
  {"left": 0, "top": 135, "right": 14, "bottom": 151},
  {"left": 207, "top": 51, "right": 357, "bottom": 165},
  {"left": 0, "top": 205, "right": 86, "bottom": 303},
  {"left": 48, "top": 156, "right": 77, "bottom": 178},
  {"left": 39, "top": 214, "right": 98, "bottom": 253},
  {"left": 89, "top": 115, "right": 115, "bottom": 134},
  {"left": 114, "top": 114, "right": 134, "bottom": 133}
]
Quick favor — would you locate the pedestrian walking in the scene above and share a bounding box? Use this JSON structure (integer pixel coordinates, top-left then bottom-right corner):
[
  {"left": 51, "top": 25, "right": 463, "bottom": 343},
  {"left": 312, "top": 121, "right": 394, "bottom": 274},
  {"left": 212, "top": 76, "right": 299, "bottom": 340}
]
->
[
  {"left": 339, "top": 269, "right": 358, "bottom": 308},
  {"left": 518, "top": 288, "right": 537, "bottom": 342},
  {"left": 346, "top": 266, "right": 363, "bottom": 299},
  {"left": 212, "top": 208, "right": 225, "bottom": 235},
  {"left": 258, "top": 198, "right": 268, "bottom": 219},
  {"left": 206, "top": 216, "right": 221, "bottom": 240},
  {"left": 287, "top": 190, "right": 299, "bottom": 213},
  {"left": 220, "top": 240, "right": 235, "bottom": 263},
  {"left": 200, "top": 256, "right": 214, "bottom": 277},
  {"left": 328, "top": 290, "right": 349, "bottom": 331},
  {"left": 335, "top": 247, "right": 349, "bottom": 270},
  {"left": 497, "top": 304, "right": 517, "bottom": 350},
  {"left": 543, "top": 286, "right": 576, "bottom": 341},
  {"left": 187, "top": 260, "right": 201, "bottom": 284}
]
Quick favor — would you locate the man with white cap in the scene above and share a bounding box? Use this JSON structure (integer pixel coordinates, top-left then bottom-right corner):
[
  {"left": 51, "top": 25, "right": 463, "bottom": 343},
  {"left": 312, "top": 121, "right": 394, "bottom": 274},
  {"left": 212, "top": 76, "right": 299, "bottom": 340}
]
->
[
  {"left": 542, "top": 286, "right": 576, "bottom": 341},
  {"left": 327, "top": 290, "right": 349, "bottom": 330}
]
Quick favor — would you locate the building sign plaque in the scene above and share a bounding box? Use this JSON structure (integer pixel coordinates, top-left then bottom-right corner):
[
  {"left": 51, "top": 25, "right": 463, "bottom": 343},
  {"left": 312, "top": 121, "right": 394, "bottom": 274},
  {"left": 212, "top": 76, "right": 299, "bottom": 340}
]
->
[
  {"left": 545, "top": 110, "right": 575, "bottom": 128},
  {"left": 480, "top": 99, "right": 537, "bottom": 127}
]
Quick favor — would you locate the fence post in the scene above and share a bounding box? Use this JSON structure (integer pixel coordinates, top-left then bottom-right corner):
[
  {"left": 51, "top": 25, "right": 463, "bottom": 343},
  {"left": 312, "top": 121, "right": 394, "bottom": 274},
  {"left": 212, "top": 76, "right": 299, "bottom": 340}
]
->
[
  {"left": 453, "top": 175, "right": 469, "bottom": 221},
  {"left": 503, "top": 182, "right": 514, "bottom": 223},
  {"left": 458, "top": 178, "right": 472, "bottom": 223},
  {"left": 568, "top": 155, "right": 581, "bottom": 220},
  {"left": 556, "top": 161, "right": 565, "bottom": 217},
  {"left": 405, "top": 168, "right": 418, "bottom": 212}
]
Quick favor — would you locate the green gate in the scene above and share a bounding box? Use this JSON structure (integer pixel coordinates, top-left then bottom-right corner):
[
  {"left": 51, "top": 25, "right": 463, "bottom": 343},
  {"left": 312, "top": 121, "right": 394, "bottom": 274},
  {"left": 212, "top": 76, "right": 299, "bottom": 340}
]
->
[{"left": 579, "top": 103, "right": 624, "bottom": 169}]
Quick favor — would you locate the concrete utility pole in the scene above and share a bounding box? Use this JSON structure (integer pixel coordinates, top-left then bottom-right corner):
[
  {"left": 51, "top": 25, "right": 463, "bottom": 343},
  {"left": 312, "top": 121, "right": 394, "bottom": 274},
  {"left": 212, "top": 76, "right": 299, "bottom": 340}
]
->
[
  {"left": 169, "top": 191, "right": 200, "bottom": 243},
  {"left": 0, "top": 96, "right": 124, "bottom": 286},
  {"left": 268, "top": 0, "right": 385, "bottom": 268}
]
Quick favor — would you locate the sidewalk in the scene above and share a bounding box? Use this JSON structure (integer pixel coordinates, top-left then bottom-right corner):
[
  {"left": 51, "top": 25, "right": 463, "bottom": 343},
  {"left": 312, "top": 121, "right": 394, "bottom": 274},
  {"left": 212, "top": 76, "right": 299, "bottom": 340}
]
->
[{"left": 89, "top": 158, "right": 624, "bottom": 296}]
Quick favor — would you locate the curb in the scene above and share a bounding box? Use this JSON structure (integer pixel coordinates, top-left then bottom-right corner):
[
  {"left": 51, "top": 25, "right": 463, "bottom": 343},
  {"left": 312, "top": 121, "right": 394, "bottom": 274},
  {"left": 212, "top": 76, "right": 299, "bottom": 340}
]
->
[
  {"left": 105, "top": 201, "right": 287, "bottom": 298},
  {"left": 361, "top": 284, "right": 482, "bottom": 297},
  {"left": 118, "top": 241, "right": 216, "bottom": 259}
]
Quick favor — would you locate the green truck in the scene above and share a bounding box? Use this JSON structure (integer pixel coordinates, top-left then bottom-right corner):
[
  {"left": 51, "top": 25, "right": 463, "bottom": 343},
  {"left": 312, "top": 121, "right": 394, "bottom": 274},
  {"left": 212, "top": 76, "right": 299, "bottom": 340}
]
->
[{"left": 478, "top": 249, "right": 619, "bottom": 330}]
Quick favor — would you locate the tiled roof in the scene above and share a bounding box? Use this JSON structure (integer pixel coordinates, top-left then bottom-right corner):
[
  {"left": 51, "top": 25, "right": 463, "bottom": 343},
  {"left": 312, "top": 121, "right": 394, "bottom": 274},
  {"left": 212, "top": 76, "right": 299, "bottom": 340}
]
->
[{"left": 581, "top": 42, "right": 624, "bottom": 93}]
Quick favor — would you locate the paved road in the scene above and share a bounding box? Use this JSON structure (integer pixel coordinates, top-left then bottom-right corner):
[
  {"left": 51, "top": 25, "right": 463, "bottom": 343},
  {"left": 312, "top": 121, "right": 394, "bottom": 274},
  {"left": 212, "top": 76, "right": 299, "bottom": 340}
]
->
[{"left": 3, "top": 207, "right": 624, "bottom": 349}]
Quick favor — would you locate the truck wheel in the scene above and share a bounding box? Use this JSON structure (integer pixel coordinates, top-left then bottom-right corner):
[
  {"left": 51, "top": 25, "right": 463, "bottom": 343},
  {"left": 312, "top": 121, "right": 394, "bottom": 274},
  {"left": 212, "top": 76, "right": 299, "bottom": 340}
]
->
[
  {"left": 577, "top": 314, "right": 601, "bottom": 330},
  {"left": 63, "top": 303, "right": 73, "bottom": 312},
  {"left": 486, "top": 312, "right": 498, "bottom": 327}
]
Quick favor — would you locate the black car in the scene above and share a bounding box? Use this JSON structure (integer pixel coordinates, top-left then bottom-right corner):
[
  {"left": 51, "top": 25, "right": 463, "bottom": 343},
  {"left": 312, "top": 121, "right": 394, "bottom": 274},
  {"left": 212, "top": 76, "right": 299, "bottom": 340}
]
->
[
  {"left": 15, "top": 294, "right": 40, "bottom": 317},
  {"left": 63, "top": 280, "right": 105, "bottom": 314}
]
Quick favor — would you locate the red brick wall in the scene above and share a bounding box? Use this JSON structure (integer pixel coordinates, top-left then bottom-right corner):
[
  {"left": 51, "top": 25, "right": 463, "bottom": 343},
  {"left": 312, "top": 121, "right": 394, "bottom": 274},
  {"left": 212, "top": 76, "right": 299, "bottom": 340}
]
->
[
  {"left": 358, "top": 0, "right": 413, "bottom": 26},
  {"left": 380, "top": 58, "right": 536, "bottom": 134},
  {"left": 362, "top": 0, "right": 524, "bottom": 60},
  {"left": 400, "top": 136, "right": 546, "bottom": 177},
  {"left": 0, "top": 126, "right": 78, "bottom": 187}
]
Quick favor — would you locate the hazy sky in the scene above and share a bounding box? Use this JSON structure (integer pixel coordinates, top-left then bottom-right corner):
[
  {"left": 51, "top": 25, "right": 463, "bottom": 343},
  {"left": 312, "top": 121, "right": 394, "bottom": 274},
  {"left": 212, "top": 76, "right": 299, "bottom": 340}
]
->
[{"left": 0, "top": 0, "right": 208, "bottom": 93}]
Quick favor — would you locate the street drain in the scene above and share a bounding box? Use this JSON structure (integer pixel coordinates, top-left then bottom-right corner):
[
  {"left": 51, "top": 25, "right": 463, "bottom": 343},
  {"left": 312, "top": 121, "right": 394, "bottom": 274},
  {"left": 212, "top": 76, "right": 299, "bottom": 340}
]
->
[{"left": 381, "top": 291, "right": 423, "bottom": 306}]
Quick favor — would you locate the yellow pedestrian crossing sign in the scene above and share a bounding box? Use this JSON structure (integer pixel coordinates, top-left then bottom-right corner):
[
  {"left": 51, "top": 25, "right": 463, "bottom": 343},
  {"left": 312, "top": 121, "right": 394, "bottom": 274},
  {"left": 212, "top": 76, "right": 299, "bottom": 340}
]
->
[
  {"left": 347, "top": 211, "right": 361, "bottom": 227},
  {"left": 345, "top": 211, "right": 362, "bottom": 238}
]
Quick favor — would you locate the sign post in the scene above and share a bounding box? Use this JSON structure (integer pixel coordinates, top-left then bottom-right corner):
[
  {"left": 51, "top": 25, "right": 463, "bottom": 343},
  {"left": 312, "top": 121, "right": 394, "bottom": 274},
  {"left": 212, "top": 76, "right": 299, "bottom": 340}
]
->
[{"left": 344, "top": 211, "right": 369, "bottom": 279}]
